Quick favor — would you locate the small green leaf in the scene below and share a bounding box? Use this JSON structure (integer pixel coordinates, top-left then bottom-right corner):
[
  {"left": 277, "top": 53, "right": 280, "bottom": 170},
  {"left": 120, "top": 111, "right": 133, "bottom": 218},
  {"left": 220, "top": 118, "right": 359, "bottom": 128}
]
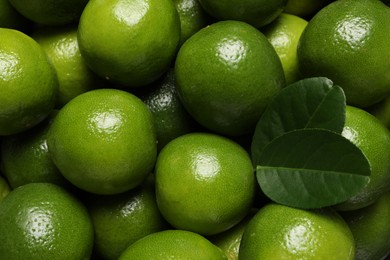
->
[
  {"left": 256, "top": 128, "right": 370, "bottom": 209},
  {"left": 251, "top": 77, "right": 346, "bottom": 166}
]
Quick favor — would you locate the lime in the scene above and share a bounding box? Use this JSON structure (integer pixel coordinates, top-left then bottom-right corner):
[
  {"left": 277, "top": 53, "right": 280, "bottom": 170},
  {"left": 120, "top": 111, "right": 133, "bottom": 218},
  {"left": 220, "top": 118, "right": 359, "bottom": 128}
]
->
[
  {"left": 119, "top": 229, "right": 227, "bottom": 259},
  {"left": 284, "top": 0, "right": 333, "bottom": 19},
  {"left": 239, "top": 203, "right": 355, "bottom": 259},
  {"left": 0, "top": 0, "right": 30, "bottom": 31},
  {"left": 32, "top": 25, "right": 103, "bottom": 108},
  {"left": 140, "top": 69, "right": 200, "bottom": 151},
  {"left": 8, "top": 0, "right": 88, "bottom": 25},
  {"left": 197, "top": 0, "right": 287, "bottom": 28},
  {"left": 0, "top": 183, "right": 94, "bottom": 259},
  {"left": 367, "top": 94, "right": 390, "bottom": 129},
  {"left": 78, "top": 0, "right": 181, "bottom": 87},
  {"left": 0, "top": 28, "right": 58, "bottom": 136},
  {"left": 209, "top": 209, "right": 258, "bottom": 260},
  {"left": 336, "top": 106, "right": 390, "bottom": 210},
  {"left": 262, "top": 13, "right": 308, "bottom": 85},
  {"left": 0, "top": 175, "right": 10, "bottom": 202},
  {"left": 47, "top": 89, "right": 157, "bottom": 195},
  {"left": 340, "top": 192, "right": 390, "bottom": 260},
  {"left": 297, "top": 0, "right": 390, "bottom": 107},
  {"left": 155, "top": 132, "right": 255, "bottom": 235},
  {"left": 86, "top": 178, "right": 169, "bottom": 260},
  {"left": 1, "top": 111, "right": 70, "bottom": 189},
  {"left": 173, "top": 0, "right": 211, "bottom": 45},
  {"left": 175, "top": 20, "right": 285, "bottom": 136}
]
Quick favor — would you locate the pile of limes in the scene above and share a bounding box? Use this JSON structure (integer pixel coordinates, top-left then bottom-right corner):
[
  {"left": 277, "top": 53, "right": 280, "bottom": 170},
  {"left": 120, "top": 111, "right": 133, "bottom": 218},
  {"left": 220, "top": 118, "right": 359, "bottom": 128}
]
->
[{"left": 1, "top": 0, "right": 390, "bottom": 259}]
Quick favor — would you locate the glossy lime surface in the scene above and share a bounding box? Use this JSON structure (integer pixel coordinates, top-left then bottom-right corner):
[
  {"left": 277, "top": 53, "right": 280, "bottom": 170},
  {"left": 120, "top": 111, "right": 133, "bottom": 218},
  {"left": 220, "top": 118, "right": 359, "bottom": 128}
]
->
[
  {"left": 175, "top": 20, "right": 285, "bottom": 136},
  {"left": 336, "top": 106, "right": 390, "bottom": 210},
  {"left": 47, "top": 89, "right": 157, "bottom": 195},
  {"left": 155, "top": 132, "right": 255, "bottom": 235},
  {"left": 239, "top": 203, "right": 355, "bottom": 259},
  {"left": 173, "top": 0, "right": 211, "bottom": 45},
  {"left": 119, "top": 230, "right": 227, "bottom": 259},
  {"left": 87, "top": 178, "right": 168, "bottom": 260},
  {"left": 0, "top": 183, "right": 94, "bottom": 259},
  {"left": 1, "top": 111, "right": 70, "bottom": 189},
  {"left": 141, "top": 69, "right": 200, "bottom": 151},
  {"left": 0, "top": 28, "right": 58, "bottom": 136},
  {"left": 33, "top": 26, "right": 102, "bottom": 108},
  {"left": 8, "top": 0, "right": 88, "bottom": 25},
  {"left": 341, "top": 192, "right": 390, "bottom": 260},
  {"left": 262, "top": 13, "right": 308, "bottom": 85},
  {"left": 297, "top": 0, "right": 390, "bottom": 107},
  {"left": 78, "top": 0, "right": 181, "bottom": 87}
]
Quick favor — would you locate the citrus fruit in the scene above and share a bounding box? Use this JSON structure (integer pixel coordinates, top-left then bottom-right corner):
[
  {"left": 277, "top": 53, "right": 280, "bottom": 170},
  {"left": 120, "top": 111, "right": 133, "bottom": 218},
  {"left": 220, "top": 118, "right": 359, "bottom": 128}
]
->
[
  {"left": 86, "top": 178, "right": 169, "bottom": 260},
  {"left": 78, "top": 0, "right": 181, "bottom": 87},
  {"left": 1, "top": 111, "right": 69, "bottom": 189},
  {"left": 0, "top": 28, "right": 58, "bottom": 136},
  {"left": 1, "top": 111, "right": 70, "bottom": 189},
  {"left": 197, "top": 0, "right": 287, "bottom": 28},
  {"left": 32, "top": 25, "right": 103, "bottom": 108},
  {"left": 155, "top": 132, "right": 256, "bottom": 236},
  {"left": 239, "top": 203, "right": 355, "bottom": 259},
  {"left": 284, "top": 0, "right": 333, "bottom": 19},
  {"left": 335, "top": 105, "right": 390, "bottom": 211},
  {"left": 340, "top": 191, "right": 390, "bottom": 260},
  {"left": 0, "top": 0, "right": 30, "bottom": 31},
  {"left": 297, "top": 0, "right": 390, "bottom": 107},
  {"left": 0, "top": 175, "right": 10, "bottom": 202},
  {"left": 140, "top": 69, "right": 201, "bottom": 151},
  {"left": 0, "top": 182, "right": 94, "bottom": 259},
  {"left": 47, "top": 88, "right": 157, "bottom": 195},
  {"left": 175, "top": 20, "right": 285, "bottom": 136},
  {"left": 119, "top": 229, "right": 227, "bottom": 259},
  {"left": 8, "top": 0, "right": 88, "bottom": 25},
  {"left": 367, "top": 94, "right": 390, "bottom": 129},
  {"left": 209, "top": 208, "right": 258, "bottom": 260},
  {"left": 173, "top": 0, "right": 211, "bottom": 46},
  {"left": 261, "top": 13, "right": 308, "bottom": 85}
]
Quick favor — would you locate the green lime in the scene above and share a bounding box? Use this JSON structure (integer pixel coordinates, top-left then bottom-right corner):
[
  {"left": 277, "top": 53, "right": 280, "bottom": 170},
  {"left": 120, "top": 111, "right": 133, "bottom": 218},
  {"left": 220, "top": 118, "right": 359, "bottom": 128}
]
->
[
  {"left": 197, "top": 0, "right": 287, "bottom": 28},
  {"left": 32, "top": 25, "right": 103, "bottom": 108},
  {"left": 340, "top": 192, "right": 390, "bottom": 260},
  {"left": 0, "top": 183, "right": 94, "bottom": 259},
  {"left": 1, "top": 111, "right": 70, "bottom": 189},
  {"left": 155, "top": 132, "right": 255, "bottom": 235},
  {"left": 367, "top": 94, "right": 390, "bottom": 129},
  {"left": 140, "top": 69, "right": 201, "bottom": 151},
  {"left": 0, "top": 175, "right": 10, "bottom": 202},
  {"left": 47, "top": 89, "right": 157, "bottom": 195},
  {"left": 8, "top": 0, "right": 88, "bottom": 25},
  {"left": 175, "top": 20, "right": 285, "bottom": 136},
  {"left": 86, "top": 178, "right": 169, "bottom": 260},
  {"left": 262, "top": 13, "right": 308, "bottom": 85},
  {"left": 173, "top": 0, "right": 211, "bottom": 46},
  {"left": 209, "top": 209, "right": 258, "bottom": 260},
  {"left": 239, "top": 203, "right": 355, "bottom": 259},
  {"left": 0, "top": 0, "right": 30, "bottom": 31},
  {"left": 0, "top": 28, "right": 58, "bottom": 136},
  {"left": 336, "top": 106, "right": 390, "bottom": 211},
  {"left": 119, "top": 229, "right": 227, "bottom": 259},
  {"left": 78, "top": 0, "right": 181, "bottom": 87},
  {"left": 284, "top": 0, "right": 333, "bottom": 19},
  {"left": 297, "top": 0, "right": 390, "bottom": 107}
]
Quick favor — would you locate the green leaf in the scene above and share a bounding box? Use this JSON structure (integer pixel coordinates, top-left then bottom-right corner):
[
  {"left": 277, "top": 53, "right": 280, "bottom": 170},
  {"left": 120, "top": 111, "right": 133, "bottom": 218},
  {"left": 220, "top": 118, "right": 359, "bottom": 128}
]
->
[
  {"left": 256, "top": 128, "right": 370, "bottom": 209},
  {"left": 251, "top": 77, "right": 346, "bottom": 166}
]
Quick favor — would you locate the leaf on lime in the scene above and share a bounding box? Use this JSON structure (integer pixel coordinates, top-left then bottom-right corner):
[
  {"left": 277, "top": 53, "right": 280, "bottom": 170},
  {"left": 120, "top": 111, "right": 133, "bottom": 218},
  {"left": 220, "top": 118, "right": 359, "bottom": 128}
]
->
[
  {"left": 256, "top": 128, "right": 371, "bottom": 209},
  {"left": 251, "top": 77, "right": 346, "bottom": 166}
]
